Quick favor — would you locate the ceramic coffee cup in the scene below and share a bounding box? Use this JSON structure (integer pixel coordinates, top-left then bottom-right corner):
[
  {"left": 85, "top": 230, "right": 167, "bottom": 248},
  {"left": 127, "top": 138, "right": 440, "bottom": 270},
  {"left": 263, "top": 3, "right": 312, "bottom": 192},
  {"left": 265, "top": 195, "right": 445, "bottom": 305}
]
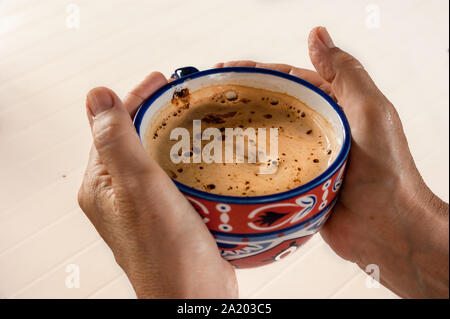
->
[{"left": 134, "top": 67, "right": 351, "bottom": 268}]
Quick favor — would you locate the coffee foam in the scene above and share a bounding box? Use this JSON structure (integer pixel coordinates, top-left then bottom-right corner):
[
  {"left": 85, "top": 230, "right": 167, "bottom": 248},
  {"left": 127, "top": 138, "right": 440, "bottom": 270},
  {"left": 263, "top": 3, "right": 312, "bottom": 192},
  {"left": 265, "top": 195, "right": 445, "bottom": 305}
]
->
[{"left": 145, "top": 85, "right": 338, "bottom": 196}]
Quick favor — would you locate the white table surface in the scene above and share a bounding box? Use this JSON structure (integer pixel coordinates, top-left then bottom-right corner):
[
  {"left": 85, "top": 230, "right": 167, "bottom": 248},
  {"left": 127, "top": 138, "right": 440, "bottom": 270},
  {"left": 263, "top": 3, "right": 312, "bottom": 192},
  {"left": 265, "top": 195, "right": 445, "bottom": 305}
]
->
[{"left": 0, "top": 0, "right": 448, "bottom": 299}]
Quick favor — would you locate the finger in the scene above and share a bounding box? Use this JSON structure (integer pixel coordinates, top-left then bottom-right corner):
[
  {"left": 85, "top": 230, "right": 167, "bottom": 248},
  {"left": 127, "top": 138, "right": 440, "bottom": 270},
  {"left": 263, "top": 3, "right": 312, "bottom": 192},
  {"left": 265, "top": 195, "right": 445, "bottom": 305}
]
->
[
  {"left": 221, "top": 60, "right": 258, "bottom": 68},
  {"left": 255, "top": 63, "right": 332, "bottom": 95},
  {"left": 86, "top": 87, "right": 154, "bottom": 178},
  {"left": 308, "top": 27, "right": 387, "bottom": 107},
  {"left": 219, "top": 60, "right": 320, "bottom": 82},
  {"left": 123, "top": 72, "right": 168, "bottom": 117},
  {"left": 217, "top": 60, "right": 332, "bottom": 96}
]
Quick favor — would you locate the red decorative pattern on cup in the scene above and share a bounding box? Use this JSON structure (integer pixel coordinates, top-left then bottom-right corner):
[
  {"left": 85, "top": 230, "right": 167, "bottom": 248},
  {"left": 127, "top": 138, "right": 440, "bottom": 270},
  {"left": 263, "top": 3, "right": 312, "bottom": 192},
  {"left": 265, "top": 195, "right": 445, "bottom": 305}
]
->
[
  {"left": 229, "top": 235, "right": 314, "bottom": 269},
  {"left": 183, "top": 161, "right": 347, "bottom": 268},
  {"left": 186, "top": 162, "right": 346, "bottom": 235}
]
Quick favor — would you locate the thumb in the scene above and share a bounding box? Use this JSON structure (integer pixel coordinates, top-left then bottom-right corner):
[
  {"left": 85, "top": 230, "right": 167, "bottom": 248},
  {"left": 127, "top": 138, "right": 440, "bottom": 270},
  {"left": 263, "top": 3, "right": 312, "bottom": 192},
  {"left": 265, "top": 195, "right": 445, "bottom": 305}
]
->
[
  {"left": 86, "top": 87, "right": 152, "bottom": 178},
  {"left": 308, "top": 27, "right": 387, "bottom": 108}
]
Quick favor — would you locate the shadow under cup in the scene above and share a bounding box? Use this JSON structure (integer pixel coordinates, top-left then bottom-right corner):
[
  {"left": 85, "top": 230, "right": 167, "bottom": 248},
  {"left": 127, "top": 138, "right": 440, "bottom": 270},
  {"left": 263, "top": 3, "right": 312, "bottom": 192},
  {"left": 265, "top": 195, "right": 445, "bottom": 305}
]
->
[{"left": 134, "top": 67, "right": 351, "bottom": 268}]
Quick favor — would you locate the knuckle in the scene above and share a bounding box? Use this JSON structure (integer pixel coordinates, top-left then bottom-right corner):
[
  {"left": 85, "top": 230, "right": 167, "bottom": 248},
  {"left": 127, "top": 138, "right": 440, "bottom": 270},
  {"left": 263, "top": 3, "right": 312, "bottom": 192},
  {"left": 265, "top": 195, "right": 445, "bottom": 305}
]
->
[
  {"left": 93, "top": 118, "right": 126, "bottom": 148},
  {"left": 94, "top": 119, "right": 120, "bottom": 142},
  {"left": 77, "top": 174, "right": 98, "bottom": 213},
  {"left": 334, "top": 49, "right": 363, "bottom": 71},
  {"left": 78, "top": 177, "right": 104, "bottom": 216},
  {"left": 95, "top": 174, "right": 112, "bottom": 190},
  {"left": 77, "top": 186, "right": 87, "bottom": 211}
]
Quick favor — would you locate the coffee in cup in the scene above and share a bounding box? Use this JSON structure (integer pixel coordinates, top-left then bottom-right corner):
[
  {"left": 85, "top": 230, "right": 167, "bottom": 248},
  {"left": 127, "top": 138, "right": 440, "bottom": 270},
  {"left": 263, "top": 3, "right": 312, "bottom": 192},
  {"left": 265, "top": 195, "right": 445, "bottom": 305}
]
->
[{"left": 145, "top": 84, "right": 338, "bottom": 197}]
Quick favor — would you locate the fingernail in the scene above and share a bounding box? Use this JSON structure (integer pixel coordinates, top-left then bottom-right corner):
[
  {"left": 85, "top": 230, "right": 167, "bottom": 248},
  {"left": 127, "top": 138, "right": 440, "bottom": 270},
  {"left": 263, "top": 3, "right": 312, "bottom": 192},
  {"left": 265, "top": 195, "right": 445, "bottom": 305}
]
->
[
  {"left": 317, "top": 27, "right": 335, "bottom": 49},
  {"left": 87, "top": 88, "right": 114, "bottom": 116}
]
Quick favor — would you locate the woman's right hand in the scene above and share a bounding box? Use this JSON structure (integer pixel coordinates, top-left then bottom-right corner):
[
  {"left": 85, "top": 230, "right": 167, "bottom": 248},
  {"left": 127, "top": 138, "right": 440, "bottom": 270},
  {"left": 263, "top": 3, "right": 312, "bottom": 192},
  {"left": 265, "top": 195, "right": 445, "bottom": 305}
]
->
[{"left": 216, "top": 26, "right": 449, "bottom": 298}]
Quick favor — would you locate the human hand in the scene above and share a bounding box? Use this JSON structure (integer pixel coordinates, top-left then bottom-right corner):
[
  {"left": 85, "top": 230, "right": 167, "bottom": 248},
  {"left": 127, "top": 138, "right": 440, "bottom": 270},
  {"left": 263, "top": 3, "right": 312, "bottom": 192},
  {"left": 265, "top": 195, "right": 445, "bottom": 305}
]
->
[
  {"left": 216, "top": 26, "right": 449, "bottom": 298},
  {"left": 78, "top": 73, "right": 237, "bottom": 298}
]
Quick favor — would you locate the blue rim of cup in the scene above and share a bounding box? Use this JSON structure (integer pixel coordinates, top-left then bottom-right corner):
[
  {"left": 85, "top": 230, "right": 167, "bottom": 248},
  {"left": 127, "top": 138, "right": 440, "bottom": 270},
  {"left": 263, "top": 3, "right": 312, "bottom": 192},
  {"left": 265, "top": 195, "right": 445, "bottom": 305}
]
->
[{"left": 134, "top": 67, "right": 351, "bottom": 204}]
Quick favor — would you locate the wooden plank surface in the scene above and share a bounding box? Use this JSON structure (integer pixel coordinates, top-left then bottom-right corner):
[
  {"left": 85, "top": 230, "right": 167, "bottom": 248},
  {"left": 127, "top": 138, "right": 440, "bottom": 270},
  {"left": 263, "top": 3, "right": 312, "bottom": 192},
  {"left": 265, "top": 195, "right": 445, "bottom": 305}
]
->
[{"left": 0, "top": 0, "right": 448, "bottom": 298}]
